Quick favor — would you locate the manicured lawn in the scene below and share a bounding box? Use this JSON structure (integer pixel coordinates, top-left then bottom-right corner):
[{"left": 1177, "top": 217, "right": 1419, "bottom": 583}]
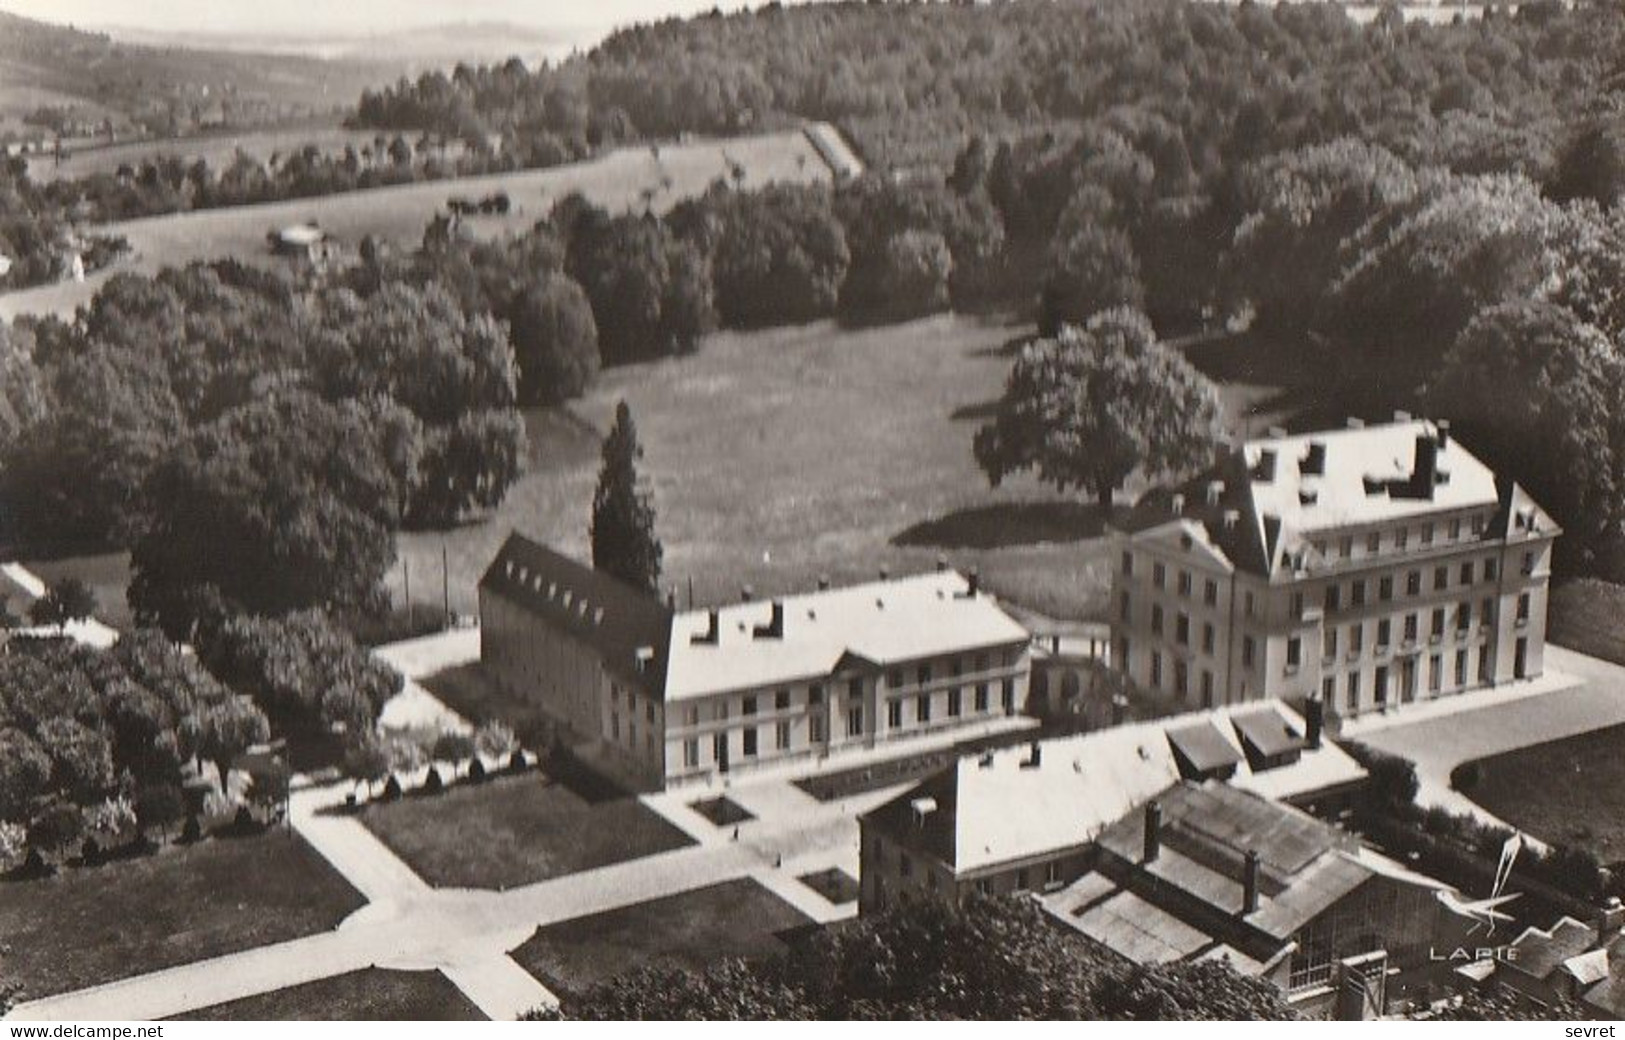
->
[
  {"left": 0, "top": 831, "right": 365, "bottom": 1002},
  {"left": 176, "top": 967, "right": 485, "bottom": 1021},
  {"left": 510, "top": 878, "right": 810, "bottom": 1002},
  {"left": 359, "top": 772, "right": 693, "bottom": 889},
  {"left": 1458, "top": 723, "right": 1625, "bottom": 863},
  {"left": 798, "top": 868, "right": 860, "bottom": 905},
  {"left": 19, "top": 551, "right": 135, "bottom": 630},
  {"left": 1549, "top": 578, "right": 1625, "bottom": 666},
  {"left": 395, "top": 314, "right": 1131, "bottom": 625}
]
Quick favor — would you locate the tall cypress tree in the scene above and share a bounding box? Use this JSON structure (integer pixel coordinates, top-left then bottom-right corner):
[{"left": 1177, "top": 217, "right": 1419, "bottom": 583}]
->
[{"left": 591, "top": 401, "right": 663, "bottom": 593}]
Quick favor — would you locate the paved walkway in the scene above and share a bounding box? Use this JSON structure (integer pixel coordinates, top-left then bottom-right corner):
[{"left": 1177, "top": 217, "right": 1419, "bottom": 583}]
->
[
  {"left": 1358, "top": 646, "right": 1625, "bottom": 837},
  {"left": 375, "top": 629, "right": 481, "bottom": 734},
  {"left": 8, "top": 759, "right": 882, "bottom": 1022}
]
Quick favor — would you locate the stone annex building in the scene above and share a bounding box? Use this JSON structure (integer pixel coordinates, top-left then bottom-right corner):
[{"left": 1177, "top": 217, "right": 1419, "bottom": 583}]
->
[
  {"left": 478, "top": 533, "right": 1032, "bottom": 790},
  {"left": 1111, "top": 416, "right": 1559, "bottom": 721}
]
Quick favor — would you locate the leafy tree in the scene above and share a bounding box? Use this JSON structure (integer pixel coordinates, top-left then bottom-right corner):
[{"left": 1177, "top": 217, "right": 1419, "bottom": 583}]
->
[
  {"left": 703, "top": 184, "right": 850, "bottom": 328},
  {"left": 1038, "top": 224, "right": 1144, "bottom": 337},
  {"left": 975, "top": 309, "right": 1224, "bottom": 510},
  {"left": 26, "top": 799, "right": 83, "bottom": 862},
  {"left": 200, "top": 609, "right": 403, "bottom": 741},
  {"left": 591, "top": 401, "right": 663, "bottom": 593},
  {"left": 129, "top": 391, "right": 401, "bottom": 639},
  {"left": 508, "top": 275, "right": 600, "bottom": 404},
  {"left": 85, "top": 794, "right": 137, "bottom": 848},
  {"left": 1549, "top": 115, "right": 1625, "bottom": 210},
  {"left": 413, "top": 410, "right": 527, "bottom": 527},
  {"left": 1427, "top": 300, "right": 1625, "bottom": 568},
  {"left": 0, "top": 727, "right": 52, "bottom": 822},
  {"left": 1432, "top": 987, "right": 1581, "bottom": 1020},
  {"left": 0, "top": 819, "right": 26, "bottom": 872},
  {"left": 343, "top": 738, "right": 391, "bottom": 796},
  {"left": 1094, "top": 960, "right": 1297, "bottom": 1020},
  {"left": 474, "top": 720, "right": 518, "bottom": 761},
  {"left": 135, "top": 782, "right": 185, "bottom": 842},
  {"left": 35, "top": 717, "right": 115, "bottom": 805},
  {"left": 431, "top": 731, "right": 477, "bottom": 777},
  {"left": 1224, "top": 138, "right": 1421, "bottom": 336},
  {"left": 184, "top": 696, "right": 270, "bottom": 789},
  {"left": 874, "top": 230, "right": 954, "bottom": 323},
  {"left": 27, "top": 576, "right": 97, "bottom": 633}
]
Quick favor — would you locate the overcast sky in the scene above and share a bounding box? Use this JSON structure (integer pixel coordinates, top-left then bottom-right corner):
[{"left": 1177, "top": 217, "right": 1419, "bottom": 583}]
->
[{"left": 0, "top": 0, "right": 784, "bottom": 37}]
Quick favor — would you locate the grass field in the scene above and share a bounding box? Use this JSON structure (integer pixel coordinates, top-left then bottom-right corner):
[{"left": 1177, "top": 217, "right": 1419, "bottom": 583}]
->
[
  {"left": 395, "top": 314, "right": 1145, "bottom": 624},
  {"left": 1457, "top": 723, "right": 1625, "bottom": 863},
  {"left": 509, "top": 878, "right": 810, "bottom": 1002},
  {"left": 1549, "top": 578, "right": 1625, "bottom": 666},
  {"left": 358, "top": 772, "right": 693, "bottom": 889},
  {"left": 0, "top": 831, "right": 364, "bottom": 1002},
  {"left": 22, "top": 124, "right": 387, "bottom": 184},
  {"left": 0, "top": 128, "right": 834, "bottom": 322},
  {"left": 176, "top": 967, "right": 484, "bottom": 1021},
  {"left": 21, "top": 550, "right": 135, "bottom": 629}
]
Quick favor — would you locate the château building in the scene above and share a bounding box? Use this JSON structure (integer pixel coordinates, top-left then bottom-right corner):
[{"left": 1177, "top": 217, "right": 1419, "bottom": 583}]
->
[{"left": 1110, "top": 416, "right": 1558, "bottom": 721}]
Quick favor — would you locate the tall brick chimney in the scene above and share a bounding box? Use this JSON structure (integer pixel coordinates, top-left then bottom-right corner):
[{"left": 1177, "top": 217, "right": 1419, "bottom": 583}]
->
[
  {"left": 1143, "top": 800, "right": 1162, "bottom": 864},
  {"left": 1242, "top": 850, "right": 1261, "bottom": 914}
]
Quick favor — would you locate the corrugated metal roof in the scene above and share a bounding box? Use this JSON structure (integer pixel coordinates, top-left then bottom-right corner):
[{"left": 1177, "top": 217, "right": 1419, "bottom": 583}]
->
[{"left": 1072, "top": 889, "right": 1212, "bottom": 964}]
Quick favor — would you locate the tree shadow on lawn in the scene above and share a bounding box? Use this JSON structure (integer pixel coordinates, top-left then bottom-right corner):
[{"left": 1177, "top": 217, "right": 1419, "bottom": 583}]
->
[{"left": 893, "top": 501, "right": 1123, "bottom": 551}]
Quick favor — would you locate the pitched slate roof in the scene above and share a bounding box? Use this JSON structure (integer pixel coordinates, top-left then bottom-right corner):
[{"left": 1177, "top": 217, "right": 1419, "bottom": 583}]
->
[
  {"left": 479, "top": 532, "right": 673, "bottom": 695},
  {"left": 1094, "top": 781, "right": 1370, "bottom": 942},
  {"left": 1122, "top": 418, "right": 1556, "bottom": 579},
  {"left": 862, "top": 700, "right": 1365, "bottom": 875}
]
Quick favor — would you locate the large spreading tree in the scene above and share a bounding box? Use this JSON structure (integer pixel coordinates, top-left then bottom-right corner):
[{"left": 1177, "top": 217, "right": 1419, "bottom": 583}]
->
[
  {"left": 591, "top": 401, "right": 663, "bottom": 594},
  {"left": 974, "top": 308, "right": 1224, "bottom": 510},
  {"left": 128, "top": 390, "right": 402, "bottom": 640}
]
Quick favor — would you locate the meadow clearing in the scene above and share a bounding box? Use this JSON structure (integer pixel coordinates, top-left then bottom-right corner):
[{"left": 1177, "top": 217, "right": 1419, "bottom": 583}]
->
[
  {"left": 20, "top": 123, "right": 389, "bottom": 183},
  {"left": 394, "top": 314, "right": 1272, "bottom": 625},
  {"left": 0, "top": 126, "right": 834, "bottom": 321}
]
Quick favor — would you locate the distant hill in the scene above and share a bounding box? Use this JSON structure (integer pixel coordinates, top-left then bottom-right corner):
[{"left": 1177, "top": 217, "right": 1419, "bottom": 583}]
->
[
  {"left": 0, "top": 9, "right": 408, "bottom": 141},
  {"left": 102, "top": 21, "right": 584, "bottom": 67}
]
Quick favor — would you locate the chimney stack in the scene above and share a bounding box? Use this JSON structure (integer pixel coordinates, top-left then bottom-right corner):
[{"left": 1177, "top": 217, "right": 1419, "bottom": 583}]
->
[
  {"left": 1242, "top": 850, "right": 1261, "bottom": 914},
  {"left": 936, "top": 553, "right": 949, "bottom": 573},
  {"left": 741, "top": 585, "right": 754, "bottom": 603},
  {"left": 1436, "top": 419, "right": 1451, "bottom": 449},
  {"left": 1301, "top": 440, "right": 1326, "bottom": 476},
  {"left": 1111, "top": 694, "right": 1128, "bottom": 727},
  {"left": 1021, "top": 739, "right": 1043, "bottom": 769},
  {"left": 1267, "top": 425, "right": 1287, "bottom": 439},
  {"left": 1394, "top": 410, "right": 1412, "bottom": 423},
  {"left": 753, "top": 600, "right": 785, "bottom": 640},
  {"left": 1346, "top": 416, "right": 1365, "bottom": 430},
  {"left": 879, "top": 565, "right": 890, "bottom": 582},
  {"left": 1305, "top": 697, "right": 1324, "bottom": 749},
  {"left": 1170, "top": 493, "right": 1185, "bottom": 515},
  {"left": 1253, "top": 449, "right": 1277, "bottom": 483},
  {"left": 817, "top": 574, "right": 831, "bottom": 591},
  {"left": 1413, "top": 434, "right": 1438, "bottom": 497},
  {"left": 957, "top": 568, "right": 981, "bottom": 599},
  {"left": 1205, "top": 480, "right": 1224, "bottom": 507},
  {"left": 1222, "top": 509, "right": 1241, "bottom": 532},
  {"left": 1143, "top": 800, "right": 1162, "bottom": 863},
  {"left": 667, "top": 589, "right": 677, "bottom": 610}
]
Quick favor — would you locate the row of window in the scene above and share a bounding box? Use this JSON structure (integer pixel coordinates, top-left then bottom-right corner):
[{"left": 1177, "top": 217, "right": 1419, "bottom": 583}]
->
[
  {"left": 1311, "top": 512, "right": 1487, "bottom": 563},
  {"left": 1310, "top": 553, "right": 1533, "bottom": 616},
  {"left": 1283, "top": 594, "right": 1528, "bottom": 675},
  {"left": 1316, "top": 646, "right": 1488, "bottom": 715},
  {"left": 1143, "top": 649, "right": 1219, "bottom": 706},
  {"left": 1124, "top": 553, "right": 1222, "bottom": 608},
  {"left": 676, "top": 680, "right": 1020, "bottom": 772}
]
